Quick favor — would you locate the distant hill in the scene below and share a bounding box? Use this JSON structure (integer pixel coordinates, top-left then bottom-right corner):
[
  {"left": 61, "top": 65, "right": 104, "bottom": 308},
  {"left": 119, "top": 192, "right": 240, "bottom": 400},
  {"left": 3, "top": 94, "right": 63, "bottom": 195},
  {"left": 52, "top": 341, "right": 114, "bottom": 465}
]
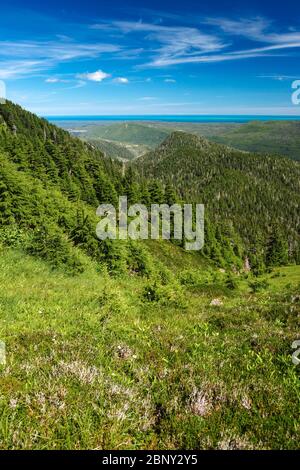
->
[
  {"left": 135, "top": 131, "right": 300, "bottom": 262},
  {"left": 210, "top": 121, "right": 300, "bottom": 161},
  {"left": 148, "top": 120, "right": 300, "bottom": 161},
  {"left": 83, "top": 122, "right": 171, "bottom": 148}
]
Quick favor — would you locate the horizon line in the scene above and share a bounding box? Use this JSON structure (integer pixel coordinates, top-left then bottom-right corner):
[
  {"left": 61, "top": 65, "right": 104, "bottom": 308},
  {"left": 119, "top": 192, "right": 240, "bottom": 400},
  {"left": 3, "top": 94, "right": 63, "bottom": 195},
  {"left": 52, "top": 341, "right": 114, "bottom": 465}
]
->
[{"left": 43, "top": 113, "right": 300, "bottom": 118}]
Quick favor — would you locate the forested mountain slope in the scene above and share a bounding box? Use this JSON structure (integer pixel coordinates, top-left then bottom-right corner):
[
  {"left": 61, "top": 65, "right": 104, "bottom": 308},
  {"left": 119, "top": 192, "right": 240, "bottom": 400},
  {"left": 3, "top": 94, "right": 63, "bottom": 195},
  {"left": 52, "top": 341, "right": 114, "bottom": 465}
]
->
[
  {"left": 0, "top": 102, "right": 229, "bottom": 274},
  {"left": 210, "top": 120, "right": 300, "bottom": 161},
  {"left": 135, "top": 131, "right": 300, "bottom": 267}
]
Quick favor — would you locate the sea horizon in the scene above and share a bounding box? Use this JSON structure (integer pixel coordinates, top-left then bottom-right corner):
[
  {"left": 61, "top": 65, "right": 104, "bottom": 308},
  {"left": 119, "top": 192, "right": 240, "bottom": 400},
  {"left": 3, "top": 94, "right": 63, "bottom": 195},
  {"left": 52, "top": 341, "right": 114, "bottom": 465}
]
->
[{"left": 45, "top": 114, "right": 300, "bottom": 124}]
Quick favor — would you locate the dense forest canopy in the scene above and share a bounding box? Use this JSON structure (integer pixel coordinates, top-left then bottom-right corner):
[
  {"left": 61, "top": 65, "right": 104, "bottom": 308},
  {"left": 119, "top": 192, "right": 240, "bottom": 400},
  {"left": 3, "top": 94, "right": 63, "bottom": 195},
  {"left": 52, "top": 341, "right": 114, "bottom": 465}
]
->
[{"left": 134, "top": 131, "right": 300, "bottom": 268}]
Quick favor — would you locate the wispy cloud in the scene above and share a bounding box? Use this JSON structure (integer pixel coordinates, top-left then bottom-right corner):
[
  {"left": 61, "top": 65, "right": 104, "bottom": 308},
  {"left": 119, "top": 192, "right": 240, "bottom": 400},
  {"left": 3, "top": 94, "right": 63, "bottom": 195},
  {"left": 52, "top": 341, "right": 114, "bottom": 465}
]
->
[
  {"left": 204, "top": 16, "right": 300, "bottom": 46},
  {"left": 113, "top": 77, "right": 129, "bottom": 83},
  {"left": 110, "top": 20, "right": 227, "bottom": 67},
  {"left": 90, "top": 17, "right": 300, "bottom": 68},
  {"left": 204, "top": 17, "right": 271, "bottom": 41},
  {"left": 45, "top": 77, "right": 69, "bottom": 83},
  {"left": 2, "top": 13, "right": 300, "bottom": 85},
  {"left": 258, "top": 74, "right": 300, "bottom": 81},
  {"left": 0, "top": 60, "right": 49, "bottom": 79},
  {"left": 0, "top": 39, "right": 120, "bottom": 61},
  {"left": 0, "top": 39, "right": 120, "bottom": 79}
]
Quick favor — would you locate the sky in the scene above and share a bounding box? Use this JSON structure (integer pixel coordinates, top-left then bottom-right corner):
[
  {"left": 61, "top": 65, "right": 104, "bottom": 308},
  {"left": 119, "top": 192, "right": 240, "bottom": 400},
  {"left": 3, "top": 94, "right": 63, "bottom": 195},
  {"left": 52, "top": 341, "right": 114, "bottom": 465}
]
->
[{"left": 1, "top": 0, "right": 300, "bottom": 115}]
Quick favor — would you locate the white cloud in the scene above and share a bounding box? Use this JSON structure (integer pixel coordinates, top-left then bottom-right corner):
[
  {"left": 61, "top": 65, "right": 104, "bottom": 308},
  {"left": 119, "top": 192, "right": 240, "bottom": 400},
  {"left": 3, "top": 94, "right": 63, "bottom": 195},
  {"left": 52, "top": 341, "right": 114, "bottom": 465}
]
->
[
  {"left": 76, "top": 70, "right": 111, "bottom": 82},
  {"left": 113, "top": 77, "right": 129, "bottom": 84},
  {"left": 164, "top": 78, "right": 176, "bottom": 83}
]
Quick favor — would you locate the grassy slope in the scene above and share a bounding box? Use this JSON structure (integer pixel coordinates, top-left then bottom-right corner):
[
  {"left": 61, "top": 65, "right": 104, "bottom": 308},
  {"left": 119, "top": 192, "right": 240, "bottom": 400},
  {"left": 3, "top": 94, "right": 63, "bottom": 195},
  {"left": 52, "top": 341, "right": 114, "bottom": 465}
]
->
[{"left": 0, "top": 246, "right": 299, "bottom": 449}]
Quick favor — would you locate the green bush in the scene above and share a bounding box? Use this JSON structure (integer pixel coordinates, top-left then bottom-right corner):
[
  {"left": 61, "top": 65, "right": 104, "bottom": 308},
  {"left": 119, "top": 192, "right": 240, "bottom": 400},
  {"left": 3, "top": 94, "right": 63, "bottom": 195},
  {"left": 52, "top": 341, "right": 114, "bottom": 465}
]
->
[
  {"left": 249, "top": 277, "right": 269, "bottom": 293},
  {"left": 225, "top": 274, "right": 239, "bottom": 290},
  {"left": 27, "top": 224, "right": 86, "bottom": 274},
  {"left": 143, "top": 281, "right": 187, "bottom": 308},
  {"left": 127, "top": 242, "right": 153, "bottom": 277}
]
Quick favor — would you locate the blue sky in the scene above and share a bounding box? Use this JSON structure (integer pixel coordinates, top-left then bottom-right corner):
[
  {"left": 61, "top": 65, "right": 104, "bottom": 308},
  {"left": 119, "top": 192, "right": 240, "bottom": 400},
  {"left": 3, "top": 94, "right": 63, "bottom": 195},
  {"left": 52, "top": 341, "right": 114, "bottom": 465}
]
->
[{"left": 1, "top": 0, "right": 300, "bottom": 115}]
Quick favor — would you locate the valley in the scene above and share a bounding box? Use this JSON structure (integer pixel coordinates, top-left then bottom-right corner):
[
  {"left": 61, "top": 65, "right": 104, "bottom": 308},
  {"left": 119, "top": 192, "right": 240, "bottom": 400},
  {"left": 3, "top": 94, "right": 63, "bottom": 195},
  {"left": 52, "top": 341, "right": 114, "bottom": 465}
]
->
[{"left": 54, "top": 120, "right": 300, "bottom": 161}]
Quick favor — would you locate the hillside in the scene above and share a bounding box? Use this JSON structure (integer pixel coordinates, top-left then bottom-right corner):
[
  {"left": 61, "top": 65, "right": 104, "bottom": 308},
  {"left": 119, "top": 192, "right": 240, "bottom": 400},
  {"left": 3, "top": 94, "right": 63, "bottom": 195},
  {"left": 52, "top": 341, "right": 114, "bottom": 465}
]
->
[
  {"left": 135, "top": 131, "right": 300, "bottom": 268},
  {"left": 80, "top": 122, "right": 171, "bottom": 148},
  {"left": 0, "top": 102, "right": 251, "bottom": 274},
  {"left": 84, "top": 138, "right": 138, "bottom": 160}
]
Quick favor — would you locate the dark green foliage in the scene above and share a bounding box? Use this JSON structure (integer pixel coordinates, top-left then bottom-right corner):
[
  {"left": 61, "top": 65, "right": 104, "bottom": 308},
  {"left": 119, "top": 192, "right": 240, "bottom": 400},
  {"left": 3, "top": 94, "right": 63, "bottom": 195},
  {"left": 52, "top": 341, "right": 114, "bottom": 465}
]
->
[
  {"left": 248, "top": 278, "right": 270, "bottom": 293},
  {"left": 143, "top": 283, "right": 161, "bottom": 302},
  {"left": 135, "top": 131, "right": 300, "bottom": 266},
  {"left": 97, "top": 238, "right": 128, "bottom": 275},
  {"left": 127, "top": 241, "right": 153, "bottom": 277},
  {"left": 27, "top": 224, "right": 86, "bottom": 274},
  {"left": 225, "top": 274, "right": 239, "bottom": 290},
  {"left": 266, "top": 227, "right": 289, "bottom": 267},
  {"left": 69, "top": 211, "right": 101, "bottom": 259}
]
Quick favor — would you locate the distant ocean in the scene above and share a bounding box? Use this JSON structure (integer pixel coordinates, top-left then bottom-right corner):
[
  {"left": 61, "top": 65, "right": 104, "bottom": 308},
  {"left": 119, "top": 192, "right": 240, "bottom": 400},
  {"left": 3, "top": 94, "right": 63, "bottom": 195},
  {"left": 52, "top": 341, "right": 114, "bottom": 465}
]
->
[{"left": 45, "top": 115, "right": 300, "bottom": 123}]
